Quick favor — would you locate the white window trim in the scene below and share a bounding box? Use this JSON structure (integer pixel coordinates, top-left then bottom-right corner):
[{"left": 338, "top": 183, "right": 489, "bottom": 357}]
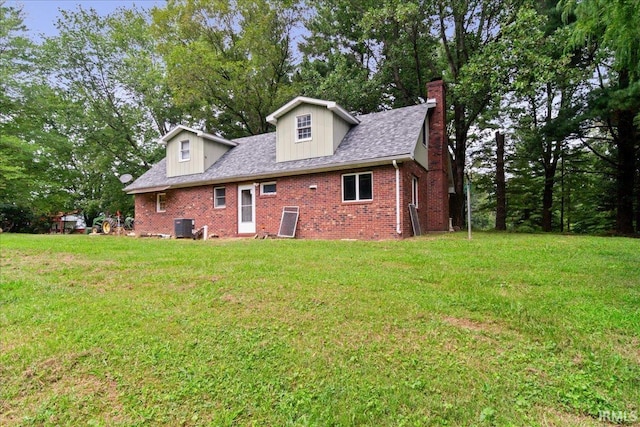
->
[
  {"left": 295, "top": 113, "right": 312, "bottom": 142},
  {"left": 156, "top": 193, "right": 166, "bottom": 212},
  {"left": 412, "top": 176, "right": 419, "bottom": 208},
  {"left": 179, "top": 140, "right": 190, "bottom": 162},
  {"left": 214, "top": 186, "right": 226, "bottom": 208},
  {"left": 341, "top": 172, "right": 373, "bottom": 202},
  {"left": 260, "top": 182, "right": 277, "bottom": 195}
]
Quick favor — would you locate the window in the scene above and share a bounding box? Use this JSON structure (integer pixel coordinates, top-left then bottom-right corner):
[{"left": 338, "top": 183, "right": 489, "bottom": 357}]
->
[
  {"left": 156, "top": 193, "right": 166, "bottom": 212},
  {"left": 261, "top": 182, "right": 277, "bottom": 195},
  {"left": 342, "top": 172, "right": 373, "bottom": 202},
  {"left": 179, "top": 140, "right": 190, "bottom": 161},
  {"left": 412, "top": 176, "right": 419, "bottom": 208},
  {"left": 296, "top": 114, "right": 312, "bottom": 141},
  {"left": 214, "top": 187, "right": 226, "bottom": 208},
  {"left": 421, "top": 119, "right": 427, "bottom": 147}
]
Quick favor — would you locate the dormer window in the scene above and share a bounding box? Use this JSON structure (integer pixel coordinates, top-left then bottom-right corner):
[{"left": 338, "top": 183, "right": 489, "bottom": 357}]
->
[
  {"left": 296, "top": 114, "right": 312, "bottom": 142},
  {"left": 179, "top": 140, "right": 190, "bottom": 161}
]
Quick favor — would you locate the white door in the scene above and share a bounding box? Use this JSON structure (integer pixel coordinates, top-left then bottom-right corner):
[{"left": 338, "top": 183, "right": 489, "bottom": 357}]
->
[{"left": 238, "top": 185, "right": 256, "bottom": 234}]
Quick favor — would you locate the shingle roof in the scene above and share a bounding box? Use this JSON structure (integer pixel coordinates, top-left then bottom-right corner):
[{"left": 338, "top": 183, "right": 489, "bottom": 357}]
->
[{"left": 124, "top": 102, "right": 431, "bottom": 194}]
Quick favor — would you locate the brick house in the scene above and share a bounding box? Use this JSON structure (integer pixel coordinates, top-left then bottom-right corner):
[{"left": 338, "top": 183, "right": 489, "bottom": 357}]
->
[{"left": 124, "top": 80, "right": 452, "bottom": 239}]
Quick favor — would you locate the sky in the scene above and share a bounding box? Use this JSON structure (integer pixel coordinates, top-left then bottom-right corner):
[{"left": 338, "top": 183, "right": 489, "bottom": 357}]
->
[{"left": 8, "top": 0, "right": 166, "bottom": 40}]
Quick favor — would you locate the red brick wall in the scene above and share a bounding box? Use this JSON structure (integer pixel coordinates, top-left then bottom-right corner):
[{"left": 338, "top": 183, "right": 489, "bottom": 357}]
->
[
  {"left": 425, "top": 79, "right": 450, "bottom": 231},
  {"left": 134, "top": 185, "right": 239, "bottom": 237},
  {"left": 134, "top": 165, "right": 408, "bottom": 240},
  {"left": 400, "top": 161, "right": 430, "bottom": 236}
]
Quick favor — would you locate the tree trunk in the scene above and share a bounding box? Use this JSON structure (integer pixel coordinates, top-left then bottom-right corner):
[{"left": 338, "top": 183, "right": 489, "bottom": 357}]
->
[
  {"left": 495, "top": 131, "right": 507, "bottom": 230},
  {"left": 616, "top": 110, "right": 636, "bottom": 234},
  {"left": 541, "top": 171, "right": 555, "bottom": 232},
  {"left": 615, "top": 70, "right": 636, "bottom": 235},
  {"left": 560, "top": 152, "right": 565, "bottom": 232}
]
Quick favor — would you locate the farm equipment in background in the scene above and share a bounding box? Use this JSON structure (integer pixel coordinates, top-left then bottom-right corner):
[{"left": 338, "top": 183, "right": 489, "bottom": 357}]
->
[{"left": 91, "top": 212, "right": 134, "bottom": 234}]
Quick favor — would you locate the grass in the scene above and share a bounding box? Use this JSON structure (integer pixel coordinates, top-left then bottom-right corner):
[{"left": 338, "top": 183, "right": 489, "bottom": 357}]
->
[{"left": 1, "top": 232, "right": 638, "bottom": 426}]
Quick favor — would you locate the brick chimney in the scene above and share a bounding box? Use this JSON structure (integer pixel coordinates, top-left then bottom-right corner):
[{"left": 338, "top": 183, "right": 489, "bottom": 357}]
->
[{"left": 425, "top": 79, "right": 450, "bottom": 231}]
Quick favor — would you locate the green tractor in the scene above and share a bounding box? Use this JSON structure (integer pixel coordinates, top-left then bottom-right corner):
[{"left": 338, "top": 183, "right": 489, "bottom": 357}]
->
[{"left": 91, "top": 213, "right": 134, "bottom": 234}]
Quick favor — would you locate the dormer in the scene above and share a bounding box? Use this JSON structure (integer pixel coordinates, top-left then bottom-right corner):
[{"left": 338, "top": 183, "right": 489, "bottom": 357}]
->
[
  {"left": 160, "top": 125, "right": 237, "bottom": 177},
  {"left": 267, "top": 97, "right": 360, "bottom": 162}
]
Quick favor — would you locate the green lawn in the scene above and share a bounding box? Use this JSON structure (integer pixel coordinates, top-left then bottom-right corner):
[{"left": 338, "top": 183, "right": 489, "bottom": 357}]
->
[{"left": 1, "top": 233, "right": 638, "bottom": 426}]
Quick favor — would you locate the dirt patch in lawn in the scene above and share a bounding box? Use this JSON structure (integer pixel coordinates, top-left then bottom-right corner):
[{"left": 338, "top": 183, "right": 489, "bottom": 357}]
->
[
  {"left": 534, "top": 406, "right": 602, "bottom": 426},
  {"left": 1, "top": 349, "right": 126, "bottom": 426},
  {"left": 443, "top": 316, "right": 511, "bottom": 335}
]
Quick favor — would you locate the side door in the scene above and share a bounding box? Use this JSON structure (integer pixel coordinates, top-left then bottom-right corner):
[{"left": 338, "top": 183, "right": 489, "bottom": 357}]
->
[{"left": 237, "top": 184, "right": 256, "bottom": 234}]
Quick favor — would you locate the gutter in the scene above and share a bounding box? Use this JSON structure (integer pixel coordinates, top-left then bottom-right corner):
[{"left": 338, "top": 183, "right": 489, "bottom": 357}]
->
[{"left": 392, "top": 160, "right": 402, "bottom": 235}]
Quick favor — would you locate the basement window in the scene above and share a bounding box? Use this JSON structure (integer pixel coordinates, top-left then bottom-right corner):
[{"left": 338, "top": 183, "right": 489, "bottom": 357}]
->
[
  {"left": 157, "top": 193, "right": 167, "bottom": 212},
  {"left": 214, "top": 187, "right": 226, "bottom": 208},
  {"left": 295, "top": 114, "right": 312, "bottom": 141},
  {"left": 179, "top": 140, "right": 190, "bottom": 161},
  {"left": 342, "top": 172, "right": 373, "bottom": 202},
  {"left": 261, "top": 182, "right": 277, "bottom": 195}
]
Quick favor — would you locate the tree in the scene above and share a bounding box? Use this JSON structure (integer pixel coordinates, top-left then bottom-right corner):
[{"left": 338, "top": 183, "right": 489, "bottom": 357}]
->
[
  {"left": 442, "top": 0, "right": 534, "bottom": 228},
  {"left": 0, "top": 2, "right": 74, "bottom": 228},
  {"left": 299, "top": 0, "right": 440, "bottom": 113},
  {"left": 462, "top": 2, "right": 590, "bottom": 232},
  {"left": 39, "top": 6, "right": 181, "bottom": 219},
  {"left": 301, "top": 0, "right": 528, "bottom": 228},
  {"left": 152, "top": 0, "right": 300, "bottom": 138},
  {"left": 0, "top": 2, "right": 33, "bottom": 203},
  {"left": 562, "top": 0, "right": 640, "bottom": 234}
]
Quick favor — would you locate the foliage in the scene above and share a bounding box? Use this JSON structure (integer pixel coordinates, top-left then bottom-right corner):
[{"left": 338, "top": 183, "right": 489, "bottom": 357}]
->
[
  {"left": 298, "top": 0, "right": 439, "bottom": 113},
  {"left": 560, "top": 0, "right": 640, "bottom": 234},
  {"left": 152, "top": 0, "right": 300, "bottom": 138},
  {"left": 561, "top": 0, "right": 640, "bottom": 81},
  {"left": 34, "top": 6, "right": 183, "bottom": 220},
  {"left": 0, "top": 203, "right": 34, "bottom": 233},
  {"left": 1, "top": 234, "right": 638, "bottom": 424},
  {"left": 0, "top": 3, "right": 79, "bottom": 216},
  {"left": 1, "top": 0, "right": 637, "bottom": 234},
  {"left": 0, "top": 1, "right": 30, "bottom": 113}
]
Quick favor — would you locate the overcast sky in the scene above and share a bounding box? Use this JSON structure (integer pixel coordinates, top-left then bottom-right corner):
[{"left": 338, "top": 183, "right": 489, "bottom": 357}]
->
[{"left": 8, "top": 0, "right": 165, "bottom": 40}]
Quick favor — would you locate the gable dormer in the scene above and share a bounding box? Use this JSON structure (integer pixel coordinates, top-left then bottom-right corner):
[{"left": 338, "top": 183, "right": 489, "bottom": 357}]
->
[
  {"left": 161, "top": 125, "right": 237, "bottom": 178},
  {"left": 266, "top": 97, "right": 360, "bottom": 163}
]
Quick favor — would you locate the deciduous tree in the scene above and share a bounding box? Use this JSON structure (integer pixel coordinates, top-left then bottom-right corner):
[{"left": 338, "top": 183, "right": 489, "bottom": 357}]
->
[{"left": 152, "top": 0, "right": 300, "bottom": 138}]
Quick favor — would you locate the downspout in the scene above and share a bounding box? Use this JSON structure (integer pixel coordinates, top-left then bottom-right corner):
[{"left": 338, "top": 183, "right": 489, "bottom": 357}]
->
[{"left": 393, "top": 160, "right": 402, "bottom": 235}]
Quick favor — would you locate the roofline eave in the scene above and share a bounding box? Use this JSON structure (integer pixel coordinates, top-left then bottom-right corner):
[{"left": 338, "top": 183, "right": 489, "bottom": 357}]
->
[{"left": 125, "top": 154, "right": 414, "bottom": 194}]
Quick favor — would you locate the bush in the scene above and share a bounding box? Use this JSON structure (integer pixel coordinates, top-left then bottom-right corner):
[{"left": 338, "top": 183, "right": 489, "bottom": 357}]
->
[{"left": 0, "top": 203, "right": 36, "bottom": 233}]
